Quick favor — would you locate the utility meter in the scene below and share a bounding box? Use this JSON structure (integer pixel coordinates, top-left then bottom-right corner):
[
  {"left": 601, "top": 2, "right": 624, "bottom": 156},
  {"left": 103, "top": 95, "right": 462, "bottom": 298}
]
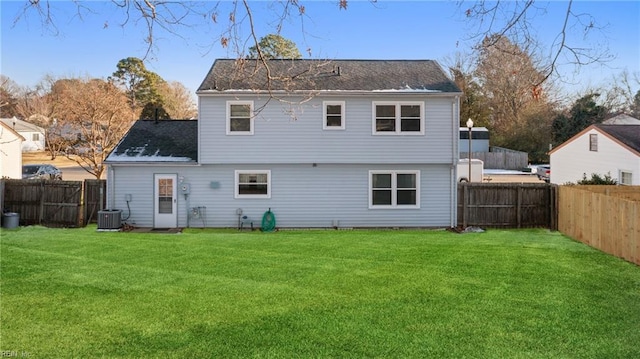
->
[{"left": 180, "top": 183, "right": 191, "bottom": 195}]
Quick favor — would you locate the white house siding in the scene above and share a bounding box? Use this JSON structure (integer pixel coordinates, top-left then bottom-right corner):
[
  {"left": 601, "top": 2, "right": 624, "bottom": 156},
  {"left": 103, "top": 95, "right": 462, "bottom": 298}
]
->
[
  {"left": 21, "top": 131, "right": 45, "bottom": 152},
  {"left": 107, "top": 163, "right": 454, "bottom": 228},
  {"left": 550, "top": 128, "right": 640, "bottom": 185},
  {"left": 198, "top": 95, "right": 457, "bottom": 165},
  {"left": 0, "top": 125, "right": 24, "bottom": 178}
]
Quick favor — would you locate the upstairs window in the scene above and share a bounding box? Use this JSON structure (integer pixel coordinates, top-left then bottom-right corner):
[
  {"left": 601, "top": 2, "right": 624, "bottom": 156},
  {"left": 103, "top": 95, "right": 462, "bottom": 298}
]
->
[
  {"left": 32, "top": 133, "right": 40, "bottom": 141},
  {"left": 589, "top": 134, "right": 598, "bottom": 151},
  {"left": 373, "top": 102, "right": 424, "bottom": 135},
  {"left": 323, "top": 101, "right": 345, "bottom": 130},
  {"left": 227, "top": 101, "right": 253, "bottom": 135}
]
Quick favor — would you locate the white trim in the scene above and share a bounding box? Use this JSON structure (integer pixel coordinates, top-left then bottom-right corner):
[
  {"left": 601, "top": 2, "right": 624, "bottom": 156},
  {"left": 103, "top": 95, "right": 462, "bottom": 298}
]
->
[
  {"left": 235, "top": 170, "right": 271, "bottom": 198},
  {"left": 368, "top": 170, "right": 420, "bottom": 209},
  {"left": 371, "top": 101, "right": 424, "bottom": 135},
  {"left": 322, "top": 101, "right": 346, "bottom": 130},
  {"left": 619, "top": 170, "right": 633, "bottom": 185},
  {"left": 226, "top": 101, "right": 254, "bottom": 135}
]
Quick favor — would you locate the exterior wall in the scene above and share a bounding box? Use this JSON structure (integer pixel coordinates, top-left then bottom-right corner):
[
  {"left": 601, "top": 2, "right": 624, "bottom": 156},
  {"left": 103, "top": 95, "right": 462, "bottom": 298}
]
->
[
  {"left": 20, "top": 131, "right": 45, "bottom": 152},
  {"left": 550, "top": 128, "right": 640, "bottom": 185},
  {"left": 458, "top": 128, "right": 490, "bottom": 153},
  {"left": 0, "top": 128, "right": 23, "bottom": 179},
  {"left": 107, "top": 163, "right": 456, "bottom": 228},
  {"left": 199, "top": 94, "right": 458, "bottom": 165}
]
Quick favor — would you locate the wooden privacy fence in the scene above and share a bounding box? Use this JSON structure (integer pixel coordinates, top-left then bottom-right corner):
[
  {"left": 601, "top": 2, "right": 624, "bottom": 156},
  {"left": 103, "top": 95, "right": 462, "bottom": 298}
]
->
[
  {"left": 84, "top": 180, "right": 107, "bottom": 224},
  {"left": 558, "top": 185, "right": 639, "bottom": 266},
  {"left": 458, "top": 183, "right": 557, "bottom": 229},
  {"left": 1, "top": 179, "right": 107, "bottom": 227},
  {"left": 461, "top": 147, "right": 528, "bottom": 170}
]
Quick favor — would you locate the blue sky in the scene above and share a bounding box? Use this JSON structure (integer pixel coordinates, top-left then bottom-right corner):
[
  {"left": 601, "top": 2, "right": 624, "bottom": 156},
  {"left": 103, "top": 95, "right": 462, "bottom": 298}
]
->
[{"left": 1, "top": 1, "right": 639, "bottom": 99}]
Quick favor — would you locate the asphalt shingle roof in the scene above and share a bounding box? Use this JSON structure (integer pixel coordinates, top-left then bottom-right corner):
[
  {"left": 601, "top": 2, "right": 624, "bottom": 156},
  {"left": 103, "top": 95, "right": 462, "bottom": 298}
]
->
[
  {"left": 596, "top": 124, "right": 640, "bottom": 154},
  {"left": 106, "top": 119, "right": 198, "bottom": 163},
  {"left": 197, "top": 59, "right": 461, "bottom": 93}
]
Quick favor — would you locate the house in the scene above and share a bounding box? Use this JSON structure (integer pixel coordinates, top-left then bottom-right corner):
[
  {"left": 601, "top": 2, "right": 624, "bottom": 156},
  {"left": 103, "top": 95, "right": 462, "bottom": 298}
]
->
[
  {"left": 549, "top": 124, "right": 640, "bottom": 185},
  {"left": 0, "top": 117, "right": 45, "bottom": 152},
  {"left": 603, "top": 114, "right": 640, "bottom": 125},
  {"left": 105, "top": 59, "right": 462, "bottom": 228},
  {"left": 0, "top": 121, "right": 25, "bottom": 179},
  {"left": 459, "top": 127, "right": 489, "bottom": 153}
]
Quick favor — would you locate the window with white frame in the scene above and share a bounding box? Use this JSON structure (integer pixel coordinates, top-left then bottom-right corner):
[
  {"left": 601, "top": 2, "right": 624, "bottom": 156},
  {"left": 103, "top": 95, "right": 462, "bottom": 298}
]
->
[
  {"left": 620, "top": 171, "right": 633, "bottom": 185},
  {"left": 589, "top": 134, "right": 598, "bottom": 151},
  {"left": 373, "top": 102, "right": 423, "bottom": 135},
  {"left": 323, "top": 101, "right": 345, "bottom": 129},
  {"left": 32, "top": 133, "right": 40, "bottom": 141},
  {"left": 369, "top": 171, "right": 420, "bottom": 208},
  {"left": 235, "top": 170, "right": 270, "bottom": 198},
  {"left": 227, "top": 101, "right": 253, "bottom": 135}
]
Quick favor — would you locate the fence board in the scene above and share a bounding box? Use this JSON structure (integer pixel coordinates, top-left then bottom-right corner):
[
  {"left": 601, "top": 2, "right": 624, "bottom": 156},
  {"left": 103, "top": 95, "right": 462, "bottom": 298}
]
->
[
  {"left": 84, "top": 179, "right": 107, "bottom": 225},
  {"left": 558, "top": 186, "right": 640, "bottom": 266},
  {"left": 3, "top": 179, "right": 84, "bottom": 227},
  {"left": 457, "top": 183, "right": 556, "bottom": 229}
]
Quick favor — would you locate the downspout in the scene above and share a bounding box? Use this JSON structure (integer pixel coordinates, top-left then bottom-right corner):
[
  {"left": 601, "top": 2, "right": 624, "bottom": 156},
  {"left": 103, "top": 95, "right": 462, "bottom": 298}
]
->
[
  {"left": 108, "top": 165, "right": 115, "bottom": 210},
  {"left": 450, "top": 97, "right": 460, "bottom": 228}
]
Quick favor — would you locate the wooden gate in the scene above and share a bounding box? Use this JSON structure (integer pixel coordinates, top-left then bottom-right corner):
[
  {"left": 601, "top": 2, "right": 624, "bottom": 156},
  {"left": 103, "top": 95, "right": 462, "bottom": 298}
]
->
[{"left": 84, "top": 179, "right": 107, "bottom": 225}]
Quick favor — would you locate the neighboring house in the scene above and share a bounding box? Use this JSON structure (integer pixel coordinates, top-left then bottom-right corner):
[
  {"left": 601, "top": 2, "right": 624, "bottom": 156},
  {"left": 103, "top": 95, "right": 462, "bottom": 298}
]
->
[
  {"left": 549, "top": 124, "right": 640, "bottom": 185},
  {"left": 0, "top": 117, "right": 45, "bottom": 152},
  {"left": 105, "top": 59, "right": 462, "bottom": 228},
  {"left": 0, "top": 121, "right": 25, "bottom": 179},
  {"left": 459, "top": 127, "right": 489, "bottom": 153}
]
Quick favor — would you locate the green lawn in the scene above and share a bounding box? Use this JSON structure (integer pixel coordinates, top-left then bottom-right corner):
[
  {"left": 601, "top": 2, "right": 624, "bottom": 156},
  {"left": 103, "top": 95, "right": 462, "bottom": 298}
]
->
[{"left": 1, "top": 226, "right": 639, "bottom": 358}]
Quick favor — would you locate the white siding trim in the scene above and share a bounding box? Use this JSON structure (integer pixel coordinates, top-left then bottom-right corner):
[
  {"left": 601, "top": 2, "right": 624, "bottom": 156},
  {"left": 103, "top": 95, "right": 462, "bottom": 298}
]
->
[
  {"left": 368, "top": 170, "right": 421, "bottom": 209},
  {"left": 226, "top": 101, "right": 254, "bottom": 135},
  {"left": 234, "top": 170, "right": 271, "bottom": 198},
  {"left": 322, "top": 101, "right": 346, "bottom": 130},
  {"left": 371, "top": 101, "right": 425, "bottom": 135}
]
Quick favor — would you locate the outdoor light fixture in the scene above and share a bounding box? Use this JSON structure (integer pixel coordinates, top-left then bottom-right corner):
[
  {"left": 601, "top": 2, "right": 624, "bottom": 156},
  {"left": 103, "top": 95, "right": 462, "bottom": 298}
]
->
[{"left": 466, "top": 118, "right": 474, "bottom": 182}]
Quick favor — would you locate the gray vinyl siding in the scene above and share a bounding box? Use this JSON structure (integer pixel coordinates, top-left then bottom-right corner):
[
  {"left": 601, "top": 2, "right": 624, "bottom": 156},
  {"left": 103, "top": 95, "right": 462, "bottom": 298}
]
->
[
  {"left": 199, "top": 95, "right": 458, "bottom": 165},
  {"left": 108, "top": 163, "right": 454, "bottom": 228}
]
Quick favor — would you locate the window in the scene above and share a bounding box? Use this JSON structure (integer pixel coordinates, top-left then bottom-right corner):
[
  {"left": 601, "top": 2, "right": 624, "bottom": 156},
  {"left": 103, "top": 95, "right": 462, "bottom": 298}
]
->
[
  {"left": 620, "top": 171, "right": 633, "bottom": 185},
  {"left": 158, "top": 178, "right": 174, "bottom": 213},
  {"left": 32, "top": 133, "right": 40, "bottom": 141},
  {"left": 227, "top": 101, "right": 253, "bottom": 135},
  {"left": 589, "top": 134, "right": 598, "bottom": 151},
  {"left": 373, "top": 102, "right": 423, "bottom": 135},
  {"left": 323, "top": 101, "right": 345, "bottom": 129},
  {"left": 235, "top": 170, "right": 271, "bottom": 198},
  {"left": 369, "top": 171, "right": 420, "bottom": 208}
]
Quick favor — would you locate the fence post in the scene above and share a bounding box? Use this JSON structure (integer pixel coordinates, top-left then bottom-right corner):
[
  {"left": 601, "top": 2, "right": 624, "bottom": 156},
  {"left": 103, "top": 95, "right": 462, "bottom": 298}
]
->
[
  {"left": 462, "top": 184, "right": 469, "bottom": 228},
  {"left": 516, "top": 186, "right": 522, "bottom": 228}
]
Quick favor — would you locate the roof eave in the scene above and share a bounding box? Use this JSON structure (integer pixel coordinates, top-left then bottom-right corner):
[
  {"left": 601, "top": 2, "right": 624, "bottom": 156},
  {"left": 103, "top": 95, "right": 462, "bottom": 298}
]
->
[{"left": 197, "top": 89, "right": 463, "bottom": 96}]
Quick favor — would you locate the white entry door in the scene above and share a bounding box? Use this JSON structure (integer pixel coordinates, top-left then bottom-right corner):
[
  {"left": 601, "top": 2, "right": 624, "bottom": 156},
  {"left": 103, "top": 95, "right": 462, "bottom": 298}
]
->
[{"left": 154, "top": 174, "right": 177, "bottom": 228}]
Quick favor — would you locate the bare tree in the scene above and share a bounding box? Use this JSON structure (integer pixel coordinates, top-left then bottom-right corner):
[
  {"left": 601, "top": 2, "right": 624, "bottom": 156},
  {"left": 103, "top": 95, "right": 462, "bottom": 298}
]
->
[
  {"left": 475, "top": 35, "right": 556, "bottom": 161},
  {"left": 52, "top": 77, "right": 135, "bottom": 179},
  {"left": 598, "top": 70, "right": 640, "bottom": 116},
  {"left": 157, "top": 81, "right": 197, "bottom": 119},
  {"left": 0, "top": 75, "right": 21, "bottom": 118},
  {"left": 462, "top": 0, "right": 613, "bottom": 85}
]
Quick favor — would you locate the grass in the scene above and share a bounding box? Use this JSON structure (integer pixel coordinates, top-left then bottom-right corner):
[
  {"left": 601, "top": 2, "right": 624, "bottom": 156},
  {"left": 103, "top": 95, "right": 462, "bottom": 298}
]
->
[{"left": 1, "top": 226, "right": 639, "bottom": 358}]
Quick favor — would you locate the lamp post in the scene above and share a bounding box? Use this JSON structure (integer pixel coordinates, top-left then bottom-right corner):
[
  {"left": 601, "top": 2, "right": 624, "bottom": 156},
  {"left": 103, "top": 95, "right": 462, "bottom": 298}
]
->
[{"left": 466, "top": 118, "right": 474, "bottom": 182}]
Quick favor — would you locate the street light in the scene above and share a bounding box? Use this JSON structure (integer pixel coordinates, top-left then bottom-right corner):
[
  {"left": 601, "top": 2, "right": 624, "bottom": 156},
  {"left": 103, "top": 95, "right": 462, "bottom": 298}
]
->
[{"left": 466, "top": 118, "right": 474, "bottom": 182}]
